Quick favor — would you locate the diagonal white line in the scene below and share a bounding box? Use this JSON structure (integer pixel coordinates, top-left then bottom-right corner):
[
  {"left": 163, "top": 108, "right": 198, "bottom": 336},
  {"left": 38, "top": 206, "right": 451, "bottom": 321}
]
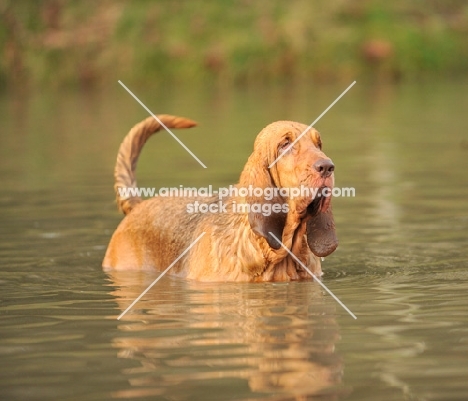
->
[
  {"left": 269, "top": 81, "right": 356, "bottom": 168},
  {"left": 118, "top": 80, "right": 207, "bottom": 168},
  {"left": 268, "top": 232, "right": 357, "bottom": 319},
  {"left": 117, "top": 232, "right": 206, "bottom": 320}
]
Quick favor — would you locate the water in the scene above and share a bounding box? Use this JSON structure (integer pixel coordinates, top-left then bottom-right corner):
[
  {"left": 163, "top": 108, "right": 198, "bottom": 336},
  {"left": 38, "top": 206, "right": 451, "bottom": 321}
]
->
[{"left": 1, "top": 81, "right": 468, "bottom": 400}]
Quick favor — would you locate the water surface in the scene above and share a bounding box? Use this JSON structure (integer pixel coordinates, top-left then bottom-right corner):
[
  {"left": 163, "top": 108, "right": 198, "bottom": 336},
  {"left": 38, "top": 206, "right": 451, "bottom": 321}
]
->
[{"left": 1, "top": 81, "right": 468, "bottom": 400}]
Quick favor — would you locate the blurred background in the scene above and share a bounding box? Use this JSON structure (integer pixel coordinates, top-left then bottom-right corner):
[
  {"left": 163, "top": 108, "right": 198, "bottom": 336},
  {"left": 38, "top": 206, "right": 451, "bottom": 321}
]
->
[
  {"left": 1, "top": 1, "right": 468, "bottom": 401},
  {"left": 1, "top": 0, "right": 468, "bottom": 89}
]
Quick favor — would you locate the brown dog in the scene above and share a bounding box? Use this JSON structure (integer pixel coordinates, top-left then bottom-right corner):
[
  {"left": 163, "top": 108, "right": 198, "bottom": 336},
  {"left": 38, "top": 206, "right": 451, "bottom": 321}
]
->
[{"left": 103, "top": 115, "right": 338, "bottom": 281}]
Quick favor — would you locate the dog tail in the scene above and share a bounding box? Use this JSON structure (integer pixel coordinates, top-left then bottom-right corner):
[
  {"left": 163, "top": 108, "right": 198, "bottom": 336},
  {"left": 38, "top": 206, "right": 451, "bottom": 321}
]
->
[{"left": 114, "top": 115, "right": 197, "bottom": 215}]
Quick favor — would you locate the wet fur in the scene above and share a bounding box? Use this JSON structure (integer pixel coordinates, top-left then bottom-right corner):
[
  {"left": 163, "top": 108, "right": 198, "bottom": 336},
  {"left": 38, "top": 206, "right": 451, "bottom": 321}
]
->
[{"left": 103, "top": 115, "right": 337, "bottom": 282}]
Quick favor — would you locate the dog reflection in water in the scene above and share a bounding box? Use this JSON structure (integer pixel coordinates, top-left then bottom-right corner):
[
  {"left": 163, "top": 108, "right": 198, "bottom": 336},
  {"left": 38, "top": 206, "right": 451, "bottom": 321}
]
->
[{"left": 108, "top": 271, "right": 345, "bottom": 400}]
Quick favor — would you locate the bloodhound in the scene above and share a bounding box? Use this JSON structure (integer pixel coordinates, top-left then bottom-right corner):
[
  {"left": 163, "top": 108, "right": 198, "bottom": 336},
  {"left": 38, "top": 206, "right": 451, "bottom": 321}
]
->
[{"left": 103, "top": 115, "right": 338, "bottom": 281}]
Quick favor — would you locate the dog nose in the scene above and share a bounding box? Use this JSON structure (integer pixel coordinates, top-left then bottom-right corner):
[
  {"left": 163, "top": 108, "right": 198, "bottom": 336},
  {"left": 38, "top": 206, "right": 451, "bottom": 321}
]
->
[{"left": 313, "top": 159, "right": 335, "bottom": 178}]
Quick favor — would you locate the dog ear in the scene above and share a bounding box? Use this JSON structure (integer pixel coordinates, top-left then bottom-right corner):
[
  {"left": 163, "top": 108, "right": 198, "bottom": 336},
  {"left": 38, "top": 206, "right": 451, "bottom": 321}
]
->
[
  {"left": 248, "top": 199, "right": 287, "bottom": 250},
  {"left": 306, "top": 204, "right": 338, "bottom": 257},
  {"left": 244, "top": 164, "right": 287, "bottom": 250}
]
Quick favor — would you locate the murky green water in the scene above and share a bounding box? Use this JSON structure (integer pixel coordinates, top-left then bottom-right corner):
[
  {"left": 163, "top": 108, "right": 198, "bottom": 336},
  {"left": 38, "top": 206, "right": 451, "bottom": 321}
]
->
[{"left": 1, "top": 81, "right": 468, "bottom": 400}]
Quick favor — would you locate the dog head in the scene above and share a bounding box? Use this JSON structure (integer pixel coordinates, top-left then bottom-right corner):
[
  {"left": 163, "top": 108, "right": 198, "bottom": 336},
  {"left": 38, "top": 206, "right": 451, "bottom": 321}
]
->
[{"left": 239, "top": 121, "right": 338, "bottom": 257}]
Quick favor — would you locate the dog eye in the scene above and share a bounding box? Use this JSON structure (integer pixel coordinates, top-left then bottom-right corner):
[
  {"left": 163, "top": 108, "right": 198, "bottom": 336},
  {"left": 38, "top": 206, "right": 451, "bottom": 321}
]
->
[
  {"left": 312, "top": 131, "right": 322, "bottom": 150},
  {"left": 278, "top": 139, "right": 292, "bottom": 152}
]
